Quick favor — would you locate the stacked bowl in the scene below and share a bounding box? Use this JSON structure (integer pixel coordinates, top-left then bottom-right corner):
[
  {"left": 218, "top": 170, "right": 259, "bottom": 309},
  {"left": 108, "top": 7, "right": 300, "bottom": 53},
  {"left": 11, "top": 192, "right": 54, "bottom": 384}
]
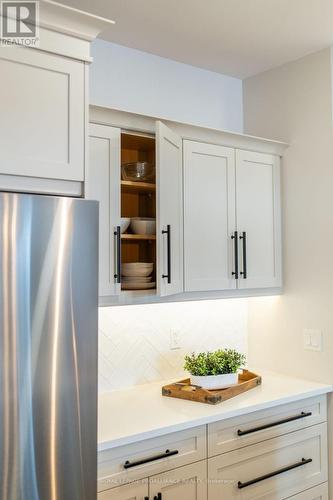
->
[{"left": 122, "top": 262, "right": 155, "bottom": 290}]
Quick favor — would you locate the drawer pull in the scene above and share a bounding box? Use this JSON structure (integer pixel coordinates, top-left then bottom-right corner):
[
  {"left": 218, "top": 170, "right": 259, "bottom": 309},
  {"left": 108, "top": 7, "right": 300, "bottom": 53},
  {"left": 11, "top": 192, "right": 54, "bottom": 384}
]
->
[
  {"left": 237, "top": 411, "right": 312, "bottom": 436},
  {"left": 237, "top": 457, "right": 312, "bottom": 489},
  {"left": 123, "top": 449, "right": 178, "bottom": 469},
  {"left": 154, "top": 494, "right": 162, "bottom": 500}
]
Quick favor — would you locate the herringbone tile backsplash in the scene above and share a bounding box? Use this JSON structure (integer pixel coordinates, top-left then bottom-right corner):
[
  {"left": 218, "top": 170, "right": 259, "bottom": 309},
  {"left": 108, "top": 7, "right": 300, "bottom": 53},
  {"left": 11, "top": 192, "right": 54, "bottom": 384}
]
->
[{"left": 98, "top": 299, "right": 248, "bottom": 392}]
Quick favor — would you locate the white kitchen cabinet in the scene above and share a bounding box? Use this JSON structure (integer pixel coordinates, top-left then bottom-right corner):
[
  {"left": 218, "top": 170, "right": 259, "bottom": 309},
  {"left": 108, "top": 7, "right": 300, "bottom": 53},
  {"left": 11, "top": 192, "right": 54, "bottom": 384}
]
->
[
  {"left": 208, "top": 395, "right": 327, "bottom": 456},
  {"left": 287, "top": 483, "right": 328, "bottom": 499},
  {"left": 98, "top": 393, "right": 329, "bottom": 500},
  {"left": 0, "top": 46, "right": 85, "bottom": 182},
  {"left": 208, "top": 424, "right": 327, "bottom": 499},
  {"left": 184, "top": 141, "right": 236, "bottom": 291},
  {"left": 90, "top": 105, "right": 286, "bottom": 304},
  {"left": 87, "top": 124, "right": 121, "bottom": 298},
  {"left": 149, "top": 461, "right": 207, "bottom": 500},
  {"left": 235, "top": 150, "right": 282, "bottom": 289},
  {"left": 156, "top": 121, "right": 183, "bottom": 296},
  {"left": 98, "top": 480, "right": 148, "bottom": 500},
  {"left": 88, "top": 120, "right": 183, "bottom": 303},
  {"left": 183, "top": 142, "right": 282, "bottom": 292},
  {"left": 98, "top": 425, "right": 206, "bottom": 492}
]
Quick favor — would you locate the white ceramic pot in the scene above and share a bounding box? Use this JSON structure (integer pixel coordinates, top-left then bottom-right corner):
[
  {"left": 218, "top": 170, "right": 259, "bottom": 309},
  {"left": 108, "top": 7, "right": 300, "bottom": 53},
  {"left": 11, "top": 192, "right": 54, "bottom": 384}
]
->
[{"left": 191, "top": 372, "right": 238, "bottom": 390}]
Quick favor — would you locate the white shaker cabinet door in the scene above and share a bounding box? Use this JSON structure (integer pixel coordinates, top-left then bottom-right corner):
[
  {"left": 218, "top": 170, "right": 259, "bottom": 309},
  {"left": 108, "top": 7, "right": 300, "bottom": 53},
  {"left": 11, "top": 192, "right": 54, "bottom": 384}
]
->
[
  {"left": 0, "top": 46, "right": 85, "bottom": 181},
  {"left": 287, "top": 483, "right": 328, "bottom": 499},
  {"left": 98, "top": 480, "right": 148, "bottom": 500},
  {"left": 156, "top": 121, "right": 183, "bottom": 296},
  {"left": 87, "top": 124, "right": 121, "bottom": 298},
  {"left": 235, "top": 150, "right": 282, "bottom": 289},
  {"left": 149, "top": 461, "right": 207, "bottom": 500},
  {"left": 183, "top": 141, "right": 236, "bottom": 291}
]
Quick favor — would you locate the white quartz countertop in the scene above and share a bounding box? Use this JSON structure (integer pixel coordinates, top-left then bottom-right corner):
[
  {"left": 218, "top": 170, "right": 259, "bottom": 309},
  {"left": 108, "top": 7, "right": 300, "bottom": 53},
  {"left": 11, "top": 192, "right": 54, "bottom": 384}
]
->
[{"left": 98, "top": 371, "right": 332, "bottom": 451}]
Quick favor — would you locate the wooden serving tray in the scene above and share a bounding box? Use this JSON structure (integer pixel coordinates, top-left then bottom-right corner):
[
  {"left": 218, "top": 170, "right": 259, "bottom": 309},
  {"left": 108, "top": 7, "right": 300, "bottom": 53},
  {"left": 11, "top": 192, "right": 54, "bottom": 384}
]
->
[{"left": 162, "top": 370, "right": 262, "bottom": 405}]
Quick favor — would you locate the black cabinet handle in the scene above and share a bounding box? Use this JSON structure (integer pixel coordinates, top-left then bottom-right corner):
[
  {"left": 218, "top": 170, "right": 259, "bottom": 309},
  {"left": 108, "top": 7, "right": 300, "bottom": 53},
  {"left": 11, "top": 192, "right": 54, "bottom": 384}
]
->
[
  {"left": 154, "top": 494, "right": 162, "bottom": 500},
  {"left": 231, "top": 231, "right": 238, "bottom": 279},
  {"left": 239, "top": 231, "right": 247, "bottom": 279},
  {"left": 162, "top": 225, "right": 171, "bottom": 283},
  {"left": 114, "top": 226, "right": 121, "bottom": 283},
  {"left": 123, "top": 449, "right": 178, "bottom": 469},
  {"left": 144, "top": 497, "right": 149, "bottom": 500},
  {"left": 237, "top": 411, "right": 312, "bottom": 436},
  {"left": 238, "top": 458, "right": 312, "bottom": 489}
]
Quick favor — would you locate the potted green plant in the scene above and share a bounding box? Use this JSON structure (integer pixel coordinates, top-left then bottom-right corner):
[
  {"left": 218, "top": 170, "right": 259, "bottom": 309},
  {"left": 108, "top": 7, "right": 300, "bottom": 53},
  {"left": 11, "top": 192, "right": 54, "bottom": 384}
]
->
[{"left": 184, "top": 349, "right": 246, "bottom": 390}]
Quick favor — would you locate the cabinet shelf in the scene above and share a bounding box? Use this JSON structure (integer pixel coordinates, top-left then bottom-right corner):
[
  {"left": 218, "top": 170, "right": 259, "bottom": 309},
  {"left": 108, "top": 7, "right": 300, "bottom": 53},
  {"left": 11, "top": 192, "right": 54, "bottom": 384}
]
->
[
  {"left": 121, "top": 180, "right": 156, "bottom": 194},
  {"left": 121, "top": 234, "right": 156, "bottom": 241}
]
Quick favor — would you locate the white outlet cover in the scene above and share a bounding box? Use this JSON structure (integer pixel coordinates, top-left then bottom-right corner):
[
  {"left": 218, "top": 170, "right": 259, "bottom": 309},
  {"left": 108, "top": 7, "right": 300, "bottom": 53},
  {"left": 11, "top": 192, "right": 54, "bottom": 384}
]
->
[
  {"left": 303, "top": 329, "right": 322, "bottom": 352},
  {"left": 170, "top": 330, "right": 181, "bottom": 350}
]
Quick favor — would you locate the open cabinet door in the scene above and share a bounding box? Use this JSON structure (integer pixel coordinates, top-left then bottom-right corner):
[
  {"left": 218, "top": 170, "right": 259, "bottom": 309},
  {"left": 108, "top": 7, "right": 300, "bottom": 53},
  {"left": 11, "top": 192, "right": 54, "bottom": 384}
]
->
[
  {"left": 156, "top": 121, "right": 183, "bottom": 296},
  {"left": 87, "top": 124, "right": 121, "bottom": 299}
]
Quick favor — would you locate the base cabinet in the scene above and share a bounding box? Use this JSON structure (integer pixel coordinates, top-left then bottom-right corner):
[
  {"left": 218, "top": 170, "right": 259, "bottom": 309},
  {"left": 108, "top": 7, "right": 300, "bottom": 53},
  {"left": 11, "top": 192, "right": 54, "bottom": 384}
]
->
[
  {"left": 98, "top": 462, "right": 207, "bottom": 500},
  {"left": 98, "top": 480, "right": 148, "bottom": 500},
  {"left": 287, "top": 483, "right": 328, "bottom": 499},
  {"left": 150, "top": 461, "right": 207, "bottom": 500},
  {"left": 98, "top": 397, "right": 328, "bottom": 500},
  {"left": 208, "top": 424, "right": 327, "bottom": 500}
]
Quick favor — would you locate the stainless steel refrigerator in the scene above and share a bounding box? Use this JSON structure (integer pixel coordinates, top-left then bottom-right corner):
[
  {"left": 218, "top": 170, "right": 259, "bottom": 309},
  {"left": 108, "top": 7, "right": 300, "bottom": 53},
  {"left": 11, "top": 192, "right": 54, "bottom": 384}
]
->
[{"left": 0, "top": 192, "right": 99, "bottom": 500}]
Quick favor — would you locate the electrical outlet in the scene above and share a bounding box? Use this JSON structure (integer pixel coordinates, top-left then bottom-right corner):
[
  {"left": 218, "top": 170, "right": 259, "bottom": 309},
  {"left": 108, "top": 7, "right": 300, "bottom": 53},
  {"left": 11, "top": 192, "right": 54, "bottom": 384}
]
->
[
  {"left": 303, "top": 329, "right": 322, "bottom": 351},
  {"left": 170, "top": 330, "right": 181, "bottom": 350}
]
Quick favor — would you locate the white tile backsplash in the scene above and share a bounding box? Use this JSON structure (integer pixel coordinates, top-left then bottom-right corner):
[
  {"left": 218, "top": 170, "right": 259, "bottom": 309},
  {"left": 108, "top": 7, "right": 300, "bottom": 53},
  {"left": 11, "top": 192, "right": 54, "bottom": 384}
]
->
[{"left": 98, "top": 299, "right": 248, "bottom": 392}]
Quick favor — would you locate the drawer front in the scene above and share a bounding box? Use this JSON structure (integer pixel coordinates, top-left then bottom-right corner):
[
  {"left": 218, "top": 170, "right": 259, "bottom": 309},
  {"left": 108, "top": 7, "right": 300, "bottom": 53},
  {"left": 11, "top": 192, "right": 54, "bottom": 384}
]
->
[
  {"left": 98, "top": 480, "right": 148, "bottom": 500},
  {"left": 208, "top": 395, "right": 326, "bottom": 456},
  {"left": 98, "top": 426, "right": 206, "bottom": 492},
  {"left": 208, "top": 423, "right": 327, "bottom": 499},
  {"left": 287, "top": 483, "right": 328, "bottom": 499},
  {"left": 149, "top": 461, "right": 207, "bottom": 500}
]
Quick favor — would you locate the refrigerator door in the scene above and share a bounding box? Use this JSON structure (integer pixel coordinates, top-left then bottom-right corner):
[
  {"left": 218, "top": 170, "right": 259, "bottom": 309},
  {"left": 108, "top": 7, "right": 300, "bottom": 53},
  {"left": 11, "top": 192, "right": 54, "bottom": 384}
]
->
[{"left": 0, "top": 193, "right": 98, "bottom": 500}]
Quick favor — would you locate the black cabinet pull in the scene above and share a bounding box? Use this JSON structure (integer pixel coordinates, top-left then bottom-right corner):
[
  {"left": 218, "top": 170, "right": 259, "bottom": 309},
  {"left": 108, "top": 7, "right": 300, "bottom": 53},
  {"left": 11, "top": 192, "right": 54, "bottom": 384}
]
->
[
  {"left": 239, "top": 231, "right": 247, "bottom": 279},
  {"left": 231, "top": 231, "right": 238, "bottom": 279},
  {"left": 154, "top": 494, "right": 162, "bottom": 500},
  {"left": 238, "top": 458, "right": 312, "bottom": 489},
  {"left": 162, "top": 225, "right": 171, "bottom": 283},
  {"left": 237, "top": 411, "right": 312, "bottom": 436},
  {"left": 123, "top": 449, "right": 178, "bottom": 469},
  {"left": 144, "top": 497, "right": 149, "bottom": 500},
  {"left": 114, "top": 226, "right": 121, "bottom": 283}
]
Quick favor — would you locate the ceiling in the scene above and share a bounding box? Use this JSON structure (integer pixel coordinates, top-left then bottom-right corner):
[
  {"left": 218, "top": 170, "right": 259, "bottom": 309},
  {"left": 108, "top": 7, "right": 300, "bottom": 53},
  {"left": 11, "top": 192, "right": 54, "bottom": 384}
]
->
[{"left": 59, "top": 0, "right": 333, "bottom": 78}]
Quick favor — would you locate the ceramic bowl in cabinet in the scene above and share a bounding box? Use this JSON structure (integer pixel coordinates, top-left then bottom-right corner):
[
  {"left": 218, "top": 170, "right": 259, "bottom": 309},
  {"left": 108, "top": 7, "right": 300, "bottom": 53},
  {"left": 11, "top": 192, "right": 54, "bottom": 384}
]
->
[
  {"left": 120, "top": 218, "right": 131, "bottom": 234},
  {"left": 130, "top": 218, "right": 156, "bottom": 235}
]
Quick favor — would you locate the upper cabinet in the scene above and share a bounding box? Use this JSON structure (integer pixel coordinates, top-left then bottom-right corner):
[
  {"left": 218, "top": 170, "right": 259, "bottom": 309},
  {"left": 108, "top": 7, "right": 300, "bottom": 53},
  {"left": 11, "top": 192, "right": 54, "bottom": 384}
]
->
[
  {"left": 184, "top": 142, "right": 236, "bottom": 292},
  {"left": 0, "top": 2, "right": 113, "bottom": 196},
  {"left": 235, "top": 150, "right": 282, "bottom": 289},
  {"left": 0, "top": 46, "right": 84, "bottom": 181},
  {"left": 87, "top": 124, "right": 121, "bottom": 298},
  {"left": 156, "top": 122, "right": 183, "bottom": 297},
  {"left": 88, "top": 106, "right": 286, "bottom": 306},
  {"left": 88, "top": 120, "right": 183, "bottom": 303},
  {"left": 184, "top": 142, "right": 282, "bottom": 293}
]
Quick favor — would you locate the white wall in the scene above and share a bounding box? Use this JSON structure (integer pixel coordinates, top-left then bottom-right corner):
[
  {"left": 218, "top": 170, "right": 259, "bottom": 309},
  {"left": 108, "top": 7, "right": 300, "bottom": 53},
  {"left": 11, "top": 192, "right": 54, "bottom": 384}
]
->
[
  {"left": 90, "top": 39, "right": 243, "bottom": 132},
  {"left": 243, "top": 48, "right": 333, "bottom": 383},
  {"left": 243, "top": 48, "right": 333, "bottom": 497},
  {"left": 98, "top": 299, "right": 248, "bottom": 392}
]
